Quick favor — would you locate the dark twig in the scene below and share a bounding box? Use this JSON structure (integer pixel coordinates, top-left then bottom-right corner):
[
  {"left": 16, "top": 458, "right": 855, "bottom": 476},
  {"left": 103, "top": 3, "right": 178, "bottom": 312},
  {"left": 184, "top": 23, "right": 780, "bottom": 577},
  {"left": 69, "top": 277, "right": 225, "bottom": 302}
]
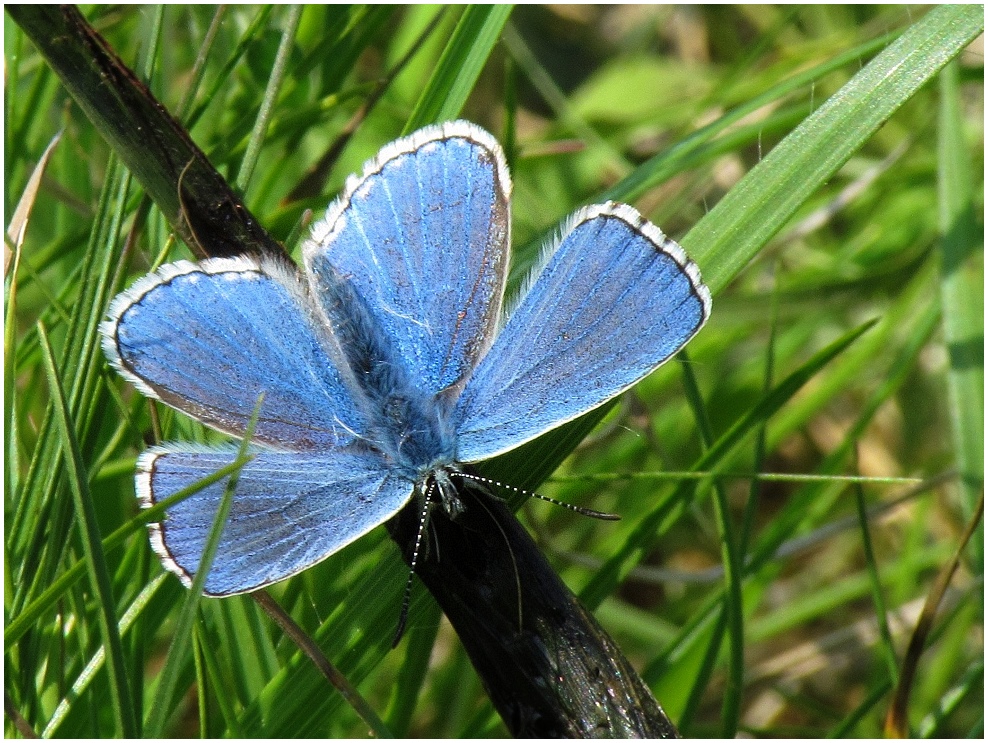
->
[
  {"left": 884, "top": 493, "right": 984, "bottom": 737},
  {"left": 4, "top": 692, "right": 39, "bottom": 738},
  {"left": 7, "top": 5, "right": 285, "bottom": 261},
  {"left": 250, "top": 591, "right": 392, "bottom": 738}
]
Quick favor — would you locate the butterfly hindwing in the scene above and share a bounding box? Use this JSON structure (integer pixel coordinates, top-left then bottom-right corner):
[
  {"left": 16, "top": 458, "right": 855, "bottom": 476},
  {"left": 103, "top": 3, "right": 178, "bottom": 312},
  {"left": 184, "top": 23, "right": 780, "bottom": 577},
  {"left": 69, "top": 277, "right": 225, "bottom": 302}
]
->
[
  {"left": 102, "top": 257, "right": 368, "bottom": 450},
  {"left": 453, "top": 203, "right": 711, "bottom": 462},
  {"left": 139, "top": 445, "right": 414, "bottom": 595},
  {"left": 304, "top": 121, "right": 511, "bottom": 397}
]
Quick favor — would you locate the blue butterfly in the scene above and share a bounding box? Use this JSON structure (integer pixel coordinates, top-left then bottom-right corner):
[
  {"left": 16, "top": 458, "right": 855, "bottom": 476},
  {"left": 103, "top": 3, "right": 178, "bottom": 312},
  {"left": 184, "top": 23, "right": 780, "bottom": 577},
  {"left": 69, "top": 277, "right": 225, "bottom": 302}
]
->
[{"left": 101, "top": 121, "right": 711, "bottom": 597}]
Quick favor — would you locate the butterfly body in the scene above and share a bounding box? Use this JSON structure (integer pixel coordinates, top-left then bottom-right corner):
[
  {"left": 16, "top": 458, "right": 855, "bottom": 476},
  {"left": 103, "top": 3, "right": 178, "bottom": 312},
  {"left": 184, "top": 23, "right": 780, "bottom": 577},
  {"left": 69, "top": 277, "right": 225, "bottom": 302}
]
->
[
  {"left": 102, "top": 121, "right": 710, "bottom": 597},
  {"left": 305, "top": 222, "right": 468, "bottom": 489}
]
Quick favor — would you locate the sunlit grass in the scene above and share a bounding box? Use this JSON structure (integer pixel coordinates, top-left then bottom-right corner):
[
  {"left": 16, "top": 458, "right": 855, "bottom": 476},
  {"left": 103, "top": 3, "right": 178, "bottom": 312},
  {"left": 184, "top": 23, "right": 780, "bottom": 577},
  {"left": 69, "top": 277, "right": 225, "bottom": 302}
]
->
[{"left": 5, "top": 5, "right": 983, "bottom": 738}]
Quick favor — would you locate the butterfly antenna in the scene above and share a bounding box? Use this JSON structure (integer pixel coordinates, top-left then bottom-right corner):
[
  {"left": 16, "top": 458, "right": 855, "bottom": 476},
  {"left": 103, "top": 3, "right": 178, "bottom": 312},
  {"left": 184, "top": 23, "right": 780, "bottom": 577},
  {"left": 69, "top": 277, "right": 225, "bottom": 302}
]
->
[
  {"left": 393, "top": 482, "right": 433, "bottom": 648},
  {"left": 453, "top": 472, "right": 621, "bottom": 521}
]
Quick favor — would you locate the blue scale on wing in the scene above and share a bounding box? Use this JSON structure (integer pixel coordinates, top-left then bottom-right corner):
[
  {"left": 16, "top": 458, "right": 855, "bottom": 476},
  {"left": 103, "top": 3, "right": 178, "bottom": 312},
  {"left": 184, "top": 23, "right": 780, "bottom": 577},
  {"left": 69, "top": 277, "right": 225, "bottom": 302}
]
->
[
  {"left": 141, "top": 447, "right": 414, "bottom": 595},
  {"left": 103, "top": 122, "right": 712, "bottom": 606},
  {"left": 306, "top": 131, "right": 509, "bottom": 398},
  {"left": 454, "top": 211, "right": 709, "bottom": 462}
]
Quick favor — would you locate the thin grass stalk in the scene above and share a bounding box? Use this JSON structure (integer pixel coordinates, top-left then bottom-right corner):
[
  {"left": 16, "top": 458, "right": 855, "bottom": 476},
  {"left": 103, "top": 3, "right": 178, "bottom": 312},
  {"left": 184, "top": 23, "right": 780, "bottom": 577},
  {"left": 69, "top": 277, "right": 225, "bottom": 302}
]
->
[
  {"left": 38, "top": 324, "right": 137, "bottom": 737},
  {"left": 236, "top": 5, "right": 303, "bottom": 193},
  {"left": 144, "top": 406, "right": 261, "bottom": 737},
  {"left": 403, "top": 5, "right": 513, "bottom": 132},
  {"left": 936, "top": 60, "right": 984, "bottom": 555},
  {"left": 683, "top": 3, "right": 984, "bottom": 291}
]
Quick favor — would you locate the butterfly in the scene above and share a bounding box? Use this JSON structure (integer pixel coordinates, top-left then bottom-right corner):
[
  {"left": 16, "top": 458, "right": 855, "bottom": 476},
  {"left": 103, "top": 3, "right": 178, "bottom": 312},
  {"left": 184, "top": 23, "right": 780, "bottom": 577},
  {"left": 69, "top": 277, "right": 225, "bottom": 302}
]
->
[{"left": 101, "top": 120, "right": 711, "bottom": 599}]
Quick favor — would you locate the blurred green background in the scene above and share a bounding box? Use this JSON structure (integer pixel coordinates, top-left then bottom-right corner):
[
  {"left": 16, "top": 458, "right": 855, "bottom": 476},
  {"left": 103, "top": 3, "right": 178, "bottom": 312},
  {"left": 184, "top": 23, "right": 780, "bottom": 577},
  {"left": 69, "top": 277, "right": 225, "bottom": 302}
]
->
[{"left": 5, "top": 5, "right": 983, "bottom": 737}]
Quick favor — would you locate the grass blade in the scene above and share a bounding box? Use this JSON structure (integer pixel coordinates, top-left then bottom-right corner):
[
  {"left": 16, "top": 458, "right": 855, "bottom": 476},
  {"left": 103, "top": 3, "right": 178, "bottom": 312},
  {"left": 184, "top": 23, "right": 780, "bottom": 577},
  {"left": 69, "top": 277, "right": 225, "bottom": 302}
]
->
[
  {"left": 581, "top": 320, "right": 877, "bottom": 609},
  {"left": 236, "top": 5, "right": 303, "bottom": 192},
  {"left": 936, "top": 60, "right": 984, "bottom": 544},
  {"left": 853, "top": 477, "right": 900, "bottom": 682},
  {"left": 884, "top": 494, "right": 984, "bottom": 736},
  {"left": 685, "top": 3, "right": 984, "bottom": 291},
  {"left": 38, "top": 324, "right": 137, "bottom": 738},
  {"left": 403, "top": 5, "right": 513, "bottom": 131},
  {"left": 42, "top": 575, "right": 168, "bottom": 737},
  {"left": 7, "top": 6, "right": 981, "bottom": 736},
  {"left": 4, "top": 458, "right": 251, "bottom": 652},
  {"left": 6, "top": 5, "right": 284, "bottom": 260},
  {"left": 488, "top": 4, "right": 984, "bottom": 516},
  {"left": 143, "top": 410, "right": 261, "bottom": 738}
]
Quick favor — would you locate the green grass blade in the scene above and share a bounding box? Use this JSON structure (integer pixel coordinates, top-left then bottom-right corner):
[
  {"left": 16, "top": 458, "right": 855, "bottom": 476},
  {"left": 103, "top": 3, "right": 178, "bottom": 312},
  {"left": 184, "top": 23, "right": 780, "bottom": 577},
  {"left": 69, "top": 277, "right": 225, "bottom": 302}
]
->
[
  {"left": 42, "top": 575, "right": 168, "bottom": 738},
  {"left": 676, "top": 352, "right": 744, "bottom": 737},
  {"left": 6, "top": 153, "right": 135, "bottom": 735},
  {"left": 916, "top": 661, "right": 985, "bottom": 737},
  {"left": 194, "top": 613, "right": 245, "bottom": 737},
  {"left": 236, "top": 5, "right": 303, "bottom": 192},
  {"left": 492, "top": 5, "right": 983, "bottom": 515},
  {"left": 387, "top": 602, "right": 442, "bottom": 735},
  {"left": 649, "top": 295, "right": 943, "bottom": 718},
  {"left": 38, "top": 324, "right": 137, "bottom": 738},
  {"left": 581, "top": 319, "right": 876, "bottom": 608},
  {"left": 183, "top": 6, "right": 274, "bottom": 129},
  {"left": 828, "top": 680, "right": 893, "bottom": 737},
  {"left": 143, "top": 408, "right": 262, "bottom": 737},
  {"left": 704, "top": 472, "right": 744, "bottom": 731},
  {"left": 853, "top": 480, "right": 900, "bottom": 682},
  {"left": 4, "top": 458, "right": 250, "bottom": 652},
  {"left": 598, "top": 29, "right": 898, "bottom": 206},
  {"left": 4, "top": 131, "right": 62, "bottom": 581},
  {"left": 743, "top": 300, "right": 942, "bottom": 605},
  {"left": 936, "top": 60, "right": 984, "bottom": 542},
  {"left": 7, "top": 159, "right": 132, "bottom": 616},
  {"left": 685, "top": 3, "right": 984, "bottom": 291},
  {"left": 403, "top": 5, "right": 513, "bottom": 131},
  {"left": 175, "top": 7, "right": 227, "bottom": 120},
  {"left": 885, "top": 495, "right": 984, "bottom": 736},
  {"left": 509, "top": 26, "right": 901, "bottom": 265},
  {"left": 7, "top": 6, "right": 981, "bottom": 736},
  {"left": 675, "top": 603, "right": 729, "bottom": 734},
  {"left": 501, "top": 22, "right": 632, "bottom": 179}
]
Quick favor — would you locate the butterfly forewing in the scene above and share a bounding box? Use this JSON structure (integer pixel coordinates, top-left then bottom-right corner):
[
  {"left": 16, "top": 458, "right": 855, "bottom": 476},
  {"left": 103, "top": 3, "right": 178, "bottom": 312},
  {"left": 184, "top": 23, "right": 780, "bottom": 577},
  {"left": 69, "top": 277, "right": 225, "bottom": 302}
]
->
[
  {"left": 304, "top": 121, "right": 511, "bottom": 398},
  {"left": 453, "top": 203, "right": 711, "bottom": 463},
  {"left": 102, "top": 257, "right": 369, "bottom": 451}
]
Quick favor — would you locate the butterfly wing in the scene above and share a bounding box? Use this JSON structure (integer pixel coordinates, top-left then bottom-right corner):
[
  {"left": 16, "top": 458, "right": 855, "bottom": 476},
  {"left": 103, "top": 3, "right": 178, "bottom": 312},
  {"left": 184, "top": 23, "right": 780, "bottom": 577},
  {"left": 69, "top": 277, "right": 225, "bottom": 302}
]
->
[
  {"left": 139, "top": 445, "right": 414, "bottom": 595},
  {"left": 454, "top": 203, "right": 711, "bottom": 462},
  {"left": 303, "top": 121, "right": 511, "bottom": 397},
  {"left": 101, "top": 256, "right": 367, "bottom": 450}
]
